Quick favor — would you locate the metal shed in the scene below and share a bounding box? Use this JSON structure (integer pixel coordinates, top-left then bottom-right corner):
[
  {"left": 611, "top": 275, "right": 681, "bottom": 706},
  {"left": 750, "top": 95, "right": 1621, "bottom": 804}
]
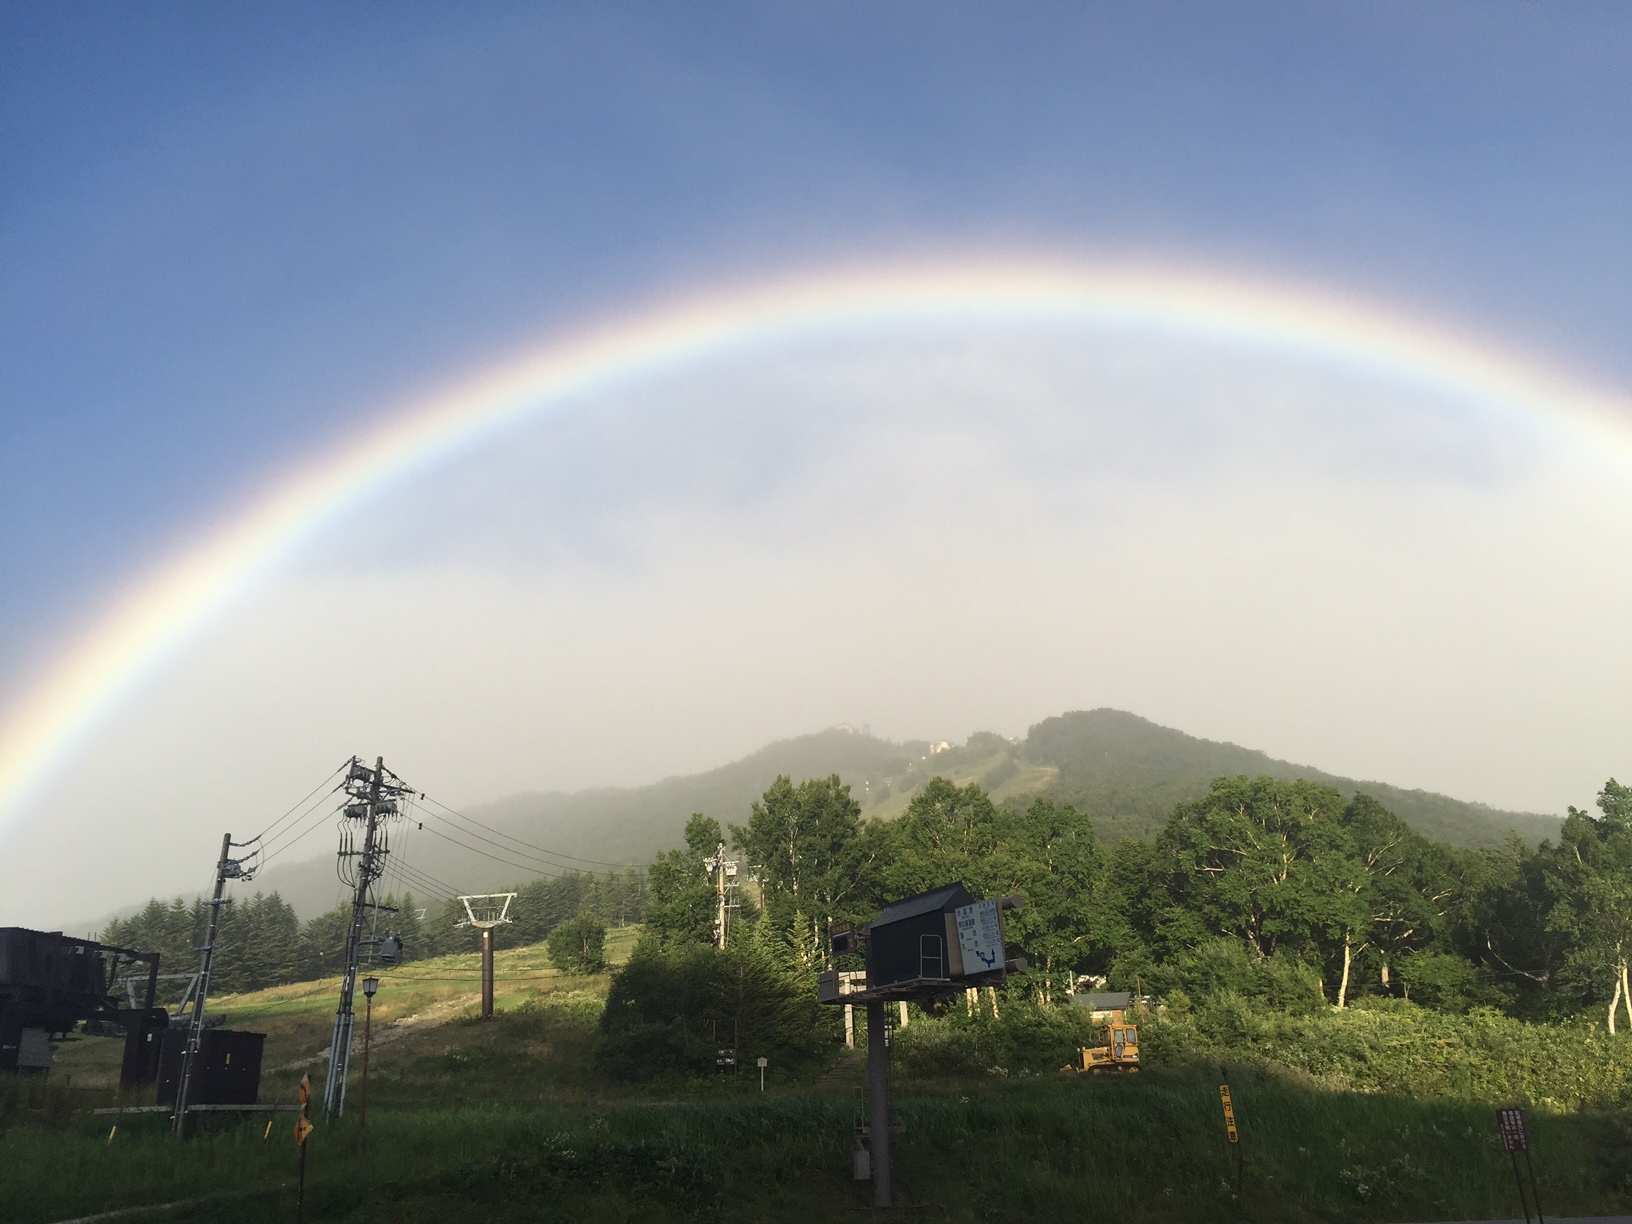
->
[{"left": 864, "top": 882, "right": 975, "bottom": 990}]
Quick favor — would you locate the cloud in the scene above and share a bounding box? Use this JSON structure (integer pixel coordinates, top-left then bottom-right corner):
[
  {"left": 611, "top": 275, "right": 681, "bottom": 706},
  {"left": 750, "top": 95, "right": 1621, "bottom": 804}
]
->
[{"left": 5, "top": 324, "right": 1629, "bottom": 924}]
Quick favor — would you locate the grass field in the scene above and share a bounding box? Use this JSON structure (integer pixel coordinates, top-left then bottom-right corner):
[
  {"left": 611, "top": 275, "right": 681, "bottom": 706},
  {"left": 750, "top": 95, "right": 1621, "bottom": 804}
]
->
[{"left": 6, "top": 927, "right": 1632, "bottom": 1224}]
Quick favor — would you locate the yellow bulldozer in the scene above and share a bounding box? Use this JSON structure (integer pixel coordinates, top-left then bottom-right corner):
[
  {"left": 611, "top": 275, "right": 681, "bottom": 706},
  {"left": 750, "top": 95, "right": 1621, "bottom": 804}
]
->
[{"left": 1073, "top": 991, "right": 1140, "bottom": 1073}]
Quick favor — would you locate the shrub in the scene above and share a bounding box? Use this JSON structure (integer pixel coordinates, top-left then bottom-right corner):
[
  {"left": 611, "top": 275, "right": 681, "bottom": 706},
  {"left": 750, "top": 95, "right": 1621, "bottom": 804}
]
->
[
  {"left": 596, "top": 934, "right": 834, "bottom": 1082},
  {"left": 548, "top": 912, "right": 607, "bottom": 975}
]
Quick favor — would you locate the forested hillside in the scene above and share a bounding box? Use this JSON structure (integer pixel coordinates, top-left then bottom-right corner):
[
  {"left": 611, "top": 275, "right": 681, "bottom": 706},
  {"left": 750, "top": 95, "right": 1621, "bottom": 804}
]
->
[
  {"left": 614, "top": 770, "right": 1632, "bottom": 1086},
  {"left": 137, "top": 711, "right": 1558, "bottom": 924},
  {"left": 1022, "top": 709, "right": 1562, "bottom": 846},
  {"left": 105, "top": 764, "right": 1624, "bottom": 1078}
]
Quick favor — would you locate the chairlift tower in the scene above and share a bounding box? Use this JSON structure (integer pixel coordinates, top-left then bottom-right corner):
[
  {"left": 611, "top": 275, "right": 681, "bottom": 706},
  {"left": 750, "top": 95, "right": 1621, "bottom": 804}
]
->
[
  {"left": 322, "top": 756, "right": 413, "bottom": 1121},
  {"left": 457, "top": 894, "right": 515, "bottom": 1019}
]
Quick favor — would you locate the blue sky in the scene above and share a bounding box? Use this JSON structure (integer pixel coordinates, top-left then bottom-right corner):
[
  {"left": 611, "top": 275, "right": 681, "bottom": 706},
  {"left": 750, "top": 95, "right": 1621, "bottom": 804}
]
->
[
  {"left": 4, "top": 4, "right": 1632, "bottom": 917},
  {"left": 5, "top": 2, "right": 1629, "bottom": 667}
]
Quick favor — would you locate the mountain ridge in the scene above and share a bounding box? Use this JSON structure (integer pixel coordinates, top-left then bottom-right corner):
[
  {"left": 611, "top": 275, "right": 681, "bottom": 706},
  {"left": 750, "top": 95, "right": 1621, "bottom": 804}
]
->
[{"left": 227, "top": 709, "right": 1560, "bottom": 918}]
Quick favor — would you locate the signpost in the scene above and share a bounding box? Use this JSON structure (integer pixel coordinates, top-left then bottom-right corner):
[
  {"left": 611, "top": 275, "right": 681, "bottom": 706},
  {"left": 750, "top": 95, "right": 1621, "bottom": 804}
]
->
[
  {"left": 1219, "top": 1065, "right": 1244, "bottom": 1195},
  {"left": 295, "top": 1074, "right": 313, "bottom": 1223},
  {"left": 1496, "top": 1106, "right": 1544, "bottom": 1224}
]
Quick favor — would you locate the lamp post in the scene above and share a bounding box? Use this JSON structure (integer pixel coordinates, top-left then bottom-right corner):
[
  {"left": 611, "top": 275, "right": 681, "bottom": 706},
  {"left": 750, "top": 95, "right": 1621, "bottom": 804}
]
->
[{"left": 359, "top": 975, "right": 379, "bottom": 1131}]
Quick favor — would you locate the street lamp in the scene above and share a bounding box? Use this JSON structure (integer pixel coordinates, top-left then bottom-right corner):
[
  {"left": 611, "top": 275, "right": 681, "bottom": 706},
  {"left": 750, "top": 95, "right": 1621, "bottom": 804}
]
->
[{"left": 360, "top": 976, "right": 379, "bottom": 1130}]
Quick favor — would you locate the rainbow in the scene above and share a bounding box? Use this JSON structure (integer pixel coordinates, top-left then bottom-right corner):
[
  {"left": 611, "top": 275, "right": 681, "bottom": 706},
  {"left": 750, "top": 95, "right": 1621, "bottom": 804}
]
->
[{"left": 3, "top": 256, "right": 1631, "bottom": 834}]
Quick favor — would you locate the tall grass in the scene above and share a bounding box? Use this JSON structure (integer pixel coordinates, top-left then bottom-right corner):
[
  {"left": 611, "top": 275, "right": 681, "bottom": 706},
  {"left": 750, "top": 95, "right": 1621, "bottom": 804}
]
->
[{"left": 6, "top": 1070, "right": 1632, "bottom": 1223}]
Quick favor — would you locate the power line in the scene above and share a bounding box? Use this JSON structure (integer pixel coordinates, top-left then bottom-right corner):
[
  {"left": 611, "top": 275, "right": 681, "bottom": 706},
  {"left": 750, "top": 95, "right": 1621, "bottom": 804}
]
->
[
  {"left": 258, "top": 799, "right": 345, "bottom": 870},
  {"left": 253, "top": 761, "right": 351, "bottom": 844},
  {"left": 416, "top": 793, "right": 636, "bottom": 870},
  {"left": 377, "top": 972, "right": 562, "bottom": 982},
  {"left": 414, "top": 812, "right": 633, "bottom": 880},
  {"left": 413, "top": 821, "right": 613, "bottom": 880},
  {"left": 384, "top": 858, "right": 463, "bottom": 904}
]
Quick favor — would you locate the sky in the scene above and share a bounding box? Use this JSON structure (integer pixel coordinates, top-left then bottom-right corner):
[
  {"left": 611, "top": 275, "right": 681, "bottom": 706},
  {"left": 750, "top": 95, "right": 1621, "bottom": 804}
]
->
[{"left": 2, "top": 3, "right": 1631, "bottom": 924}]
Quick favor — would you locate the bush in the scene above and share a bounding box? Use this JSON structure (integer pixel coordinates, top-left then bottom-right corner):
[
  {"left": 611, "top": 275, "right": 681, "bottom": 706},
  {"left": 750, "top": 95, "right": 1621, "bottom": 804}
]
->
[
  {"left": 1149, "top": 991, "right": 1632, "bottom": 1110},
  {"left": 548, "top": 912, "right": 607, "bottom": 975},
  {"left": 597, "top": 934, "right": 834, "bottom": 1082},
  {"left": 1395, "top": 950, "right": 1506, "bottom": 1013},
  {"left": 1122, "top": 937, "right": 1325, "bottom": 1015},
  {"left": 894, "top": 997, "right": 1102, "bottom": 1076}
]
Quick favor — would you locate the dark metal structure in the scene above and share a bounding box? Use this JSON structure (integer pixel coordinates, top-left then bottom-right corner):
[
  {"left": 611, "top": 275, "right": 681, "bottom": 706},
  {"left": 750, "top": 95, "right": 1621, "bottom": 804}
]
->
[
  {"left": 156, "top": 1028, "right": 265, "bottom": 1107},
  {"left": 0, "top": 927, "right": 160, "bottom": 1077},
  {"left": 816, "top": 883, "right": 1025, "bottom": 1211},
  {"left": 863, "top": 882, "right": 974, "bottom": 992}
]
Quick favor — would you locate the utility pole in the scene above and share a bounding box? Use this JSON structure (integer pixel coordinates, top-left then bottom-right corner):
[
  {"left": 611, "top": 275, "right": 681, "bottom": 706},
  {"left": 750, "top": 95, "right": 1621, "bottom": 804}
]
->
[
  {"left": 324, "top": 757, "right": 410, "bottom": 1122},
  {"left": 703, "top": 841, "right": 738, "bottom": 949},
  {"left": 171, "top": 832, "right": 253, "bottom": 1137}
]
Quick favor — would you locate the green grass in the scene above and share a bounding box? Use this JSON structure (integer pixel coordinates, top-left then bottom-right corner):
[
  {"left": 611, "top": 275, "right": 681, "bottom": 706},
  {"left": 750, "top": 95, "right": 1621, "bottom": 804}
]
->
[
  {"left": 9, "top": 929, "right": 1632, "bottom": 1223},
  {"left": 6, "top": 1063, "right": 1632, "bottom": 1223}
]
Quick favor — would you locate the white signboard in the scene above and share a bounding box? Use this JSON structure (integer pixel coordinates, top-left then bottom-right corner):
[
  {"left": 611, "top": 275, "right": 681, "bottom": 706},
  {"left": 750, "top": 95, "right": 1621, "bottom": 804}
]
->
[{"left": 955, "top": 899, "right": 1004, "bottom": 974}]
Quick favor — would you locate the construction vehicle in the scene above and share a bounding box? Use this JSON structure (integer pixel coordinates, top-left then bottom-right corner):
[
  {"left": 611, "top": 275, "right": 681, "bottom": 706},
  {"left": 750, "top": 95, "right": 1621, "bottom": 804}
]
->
[{"left": 1072, "top": 991, "right": 1140, "bottom": 1073}]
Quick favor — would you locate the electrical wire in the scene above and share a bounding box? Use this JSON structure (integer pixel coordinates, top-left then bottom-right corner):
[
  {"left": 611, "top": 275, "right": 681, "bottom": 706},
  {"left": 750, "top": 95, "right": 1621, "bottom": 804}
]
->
[
  {"left": 414, "top": 810, "right": 632, "bottom": 880},
  {"left": 384, "top": 856, "right": 464, "bottom": 904},
  {"left": 257, "top": 799, "right": 346, "bottom": 871},
  {"left": 386, "top": 841, "right": 464, "bottom": 896},
  {"left": 377, "top": 972, "right": 561, "bottom": 982},
  {"left": 252, "top": 760, "right": 352, "bottom": 844},
  {"left": 413, "top": 821, "right": 600, "bottom": 880},
  {"left": 416, "top": 793, "right": 636, "bottom": 870}
]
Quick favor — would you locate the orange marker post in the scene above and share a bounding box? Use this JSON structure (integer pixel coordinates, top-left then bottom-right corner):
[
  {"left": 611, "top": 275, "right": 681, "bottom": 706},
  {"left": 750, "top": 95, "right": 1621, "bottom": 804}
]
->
[
  {"left": 1219, "top": 1064, "right": 1244, "bottom": 1196},
  {"left": 295, "top": 1074, "right": 314, "bottom": 1223}
]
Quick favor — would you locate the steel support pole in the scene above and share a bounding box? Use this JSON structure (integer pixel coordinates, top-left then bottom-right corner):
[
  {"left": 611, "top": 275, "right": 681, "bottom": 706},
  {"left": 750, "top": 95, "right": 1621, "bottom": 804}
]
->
[
  {"left": 324, "top": 758, "right": 385, "bottom": 1121},
  {"left": 481, "top": 928, "right": 494, "bottom": 1019},
  {"left": 359, "top": 995, "right": 372, "bottom": 1131},
  {"left": 172, "top": 832, "right": 232, "bottom": 1138},
  {"left": 866, "top": 1000, "right": 891, "bottom": 1209}
]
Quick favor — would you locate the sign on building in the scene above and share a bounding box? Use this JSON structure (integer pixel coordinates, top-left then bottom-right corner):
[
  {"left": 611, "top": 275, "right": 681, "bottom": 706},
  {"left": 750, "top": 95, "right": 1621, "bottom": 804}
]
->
[{"left": 955, "top": 899, "right": 1004, "bottom": 973}]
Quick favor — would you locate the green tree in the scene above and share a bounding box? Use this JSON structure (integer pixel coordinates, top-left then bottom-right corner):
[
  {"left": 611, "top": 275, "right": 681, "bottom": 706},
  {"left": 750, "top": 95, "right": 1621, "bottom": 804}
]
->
[
  {"left": 1543, "top": 780, "right": 1632, "bottom": 1031},
  {"left": 1001, "top": 798, "right": 1108, "bottom": 1004},
  {"left": 548, "top": 911, "right": 608, "bottom": 974},
  {"left": 731, "top": 775, "right": 879, "bottom": 966},
  {"left": 1340, "top": 794, "right": 1468, "bottom": 1002},
  {"left": 597, "top": 922, "right": 832, "bottom": 1081},
  {"left": 298, "top": 901, "right": 357, "bottom": 978},
  {"left": 643, "top": 814, "right": 721, "bottom": 947},
  {"left": 881, "top": 777, "right": 1009, "bottom": 899},
  {"left": 1159, "top": 776, "right": 1367, "bottom": 1003}
]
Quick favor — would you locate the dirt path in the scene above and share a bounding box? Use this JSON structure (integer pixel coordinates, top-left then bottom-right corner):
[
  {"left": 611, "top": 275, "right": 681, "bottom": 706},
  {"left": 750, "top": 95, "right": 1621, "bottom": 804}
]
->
[{"left": 269, "top": 990, "right": 481, "bottom": 1071}]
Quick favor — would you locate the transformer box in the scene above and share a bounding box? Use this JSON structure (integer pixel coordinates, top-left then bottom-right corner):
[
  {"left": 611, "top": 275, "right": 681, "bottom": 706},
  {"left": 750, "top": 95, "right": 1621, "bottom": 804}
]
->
[{"left": 156, "top": 1028, "right": 265, "bottom": 1106}]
